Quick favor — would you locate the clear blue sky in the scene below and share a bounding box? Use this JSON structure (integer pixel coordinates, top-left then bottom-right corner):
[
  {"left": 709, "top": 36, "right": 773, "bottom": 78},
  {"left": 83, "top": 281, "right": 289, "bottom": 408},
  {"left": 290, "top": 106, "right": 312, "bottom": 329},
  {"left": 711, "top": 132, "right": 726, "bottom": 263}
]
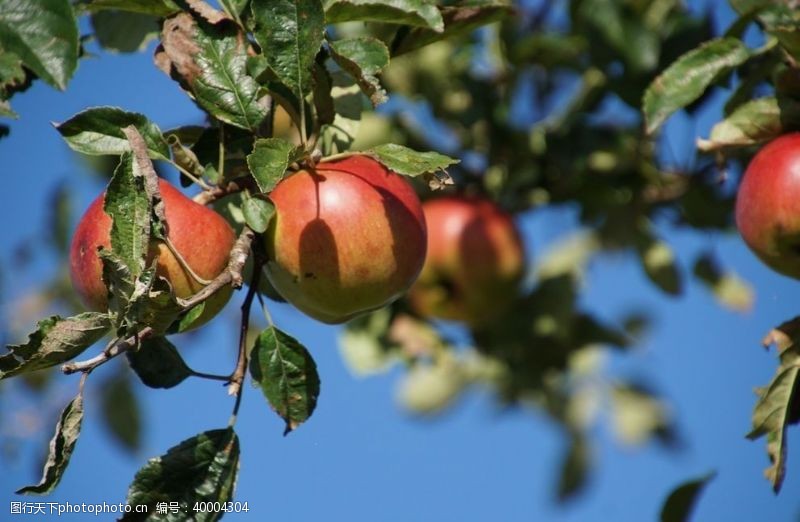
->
[{"left": 1, "top": 4, "right": 799, "bottom": 521}]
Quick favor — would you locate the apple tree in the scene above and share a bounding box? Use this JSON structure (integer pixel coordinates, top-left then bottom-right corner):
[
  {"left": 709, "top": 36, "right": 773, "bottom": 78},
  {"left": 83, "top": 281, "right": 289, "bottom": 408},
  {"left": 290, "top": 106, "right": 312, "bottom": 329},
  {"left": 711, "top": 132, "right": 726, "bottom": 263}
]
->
[{"left": 1, "top": 0, "right": 799, "bottom": 519}]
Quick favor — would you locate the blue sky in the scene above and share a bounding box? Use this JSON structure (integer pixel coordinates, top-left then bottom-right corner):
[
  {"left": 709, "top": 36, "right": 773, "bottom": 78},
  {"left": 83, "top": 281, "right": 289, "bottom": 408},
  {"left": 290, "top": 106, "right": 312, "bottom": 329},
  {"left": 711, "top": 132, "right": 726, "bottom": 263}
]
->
[{"left": 1, "top": 4, "right": 800, "bottom": 521}]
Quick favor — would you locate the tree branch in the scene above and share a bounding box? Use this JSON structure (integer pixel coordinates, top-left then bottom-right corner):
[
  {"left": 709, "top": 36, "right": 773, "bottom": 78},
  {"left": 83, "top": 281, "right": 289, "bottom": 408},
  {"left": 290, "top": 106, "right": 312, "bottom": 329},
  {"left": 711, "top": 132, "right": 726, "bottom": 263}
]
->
[
  {"left": 62, "top": 327, "right": 155, "bottom": 375},
  {"left": 192, "top": 176, "right": 257, "bottom": 206},
  {"left": 176, "top": 226, "right": 255, "bottom": 309},
  {"left": 228, "top": 252, "right": 262, "bottom": 423}
]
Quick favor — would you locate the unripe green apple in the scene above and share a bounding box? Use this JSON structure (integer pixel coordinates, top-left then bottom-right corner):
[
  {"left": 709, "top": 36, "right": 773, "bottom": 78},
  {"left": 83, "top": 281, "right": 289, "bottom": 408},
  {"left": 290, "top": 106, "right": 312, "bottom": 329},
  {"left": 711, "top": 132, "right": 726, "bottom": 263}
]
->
[
  {"left": 70, "top": 178, "right": 236, "bottom": 329},
  {"left": 408, "top": 195, "right": 526, "bottom": 328},
  {"left": 736, "top": 133, "right": 800, "bottom": 279},
  {"left": 264, "top": 155, "right": 427, "bottom": 324}
]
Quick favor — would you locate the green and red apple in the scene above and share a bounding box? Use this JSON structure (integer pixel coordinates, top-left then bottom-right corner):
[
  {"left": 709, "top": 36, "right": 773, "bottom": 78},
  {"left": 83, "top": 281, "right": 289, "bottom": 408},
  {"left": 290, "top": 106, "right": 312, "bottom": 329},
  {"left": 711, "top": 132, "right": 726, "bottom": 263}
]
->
[
  {"left": 264, "top": 155, "right": 427, "bottom": 324},
  {"left": 408, "top": 195, "right": 526, "bottom": 328},
  {"left": 70, "top": 178, "right": 236, "bottom": 328},
  {"left": 736, "top": 133, "right": 800, "bottom": 279}
]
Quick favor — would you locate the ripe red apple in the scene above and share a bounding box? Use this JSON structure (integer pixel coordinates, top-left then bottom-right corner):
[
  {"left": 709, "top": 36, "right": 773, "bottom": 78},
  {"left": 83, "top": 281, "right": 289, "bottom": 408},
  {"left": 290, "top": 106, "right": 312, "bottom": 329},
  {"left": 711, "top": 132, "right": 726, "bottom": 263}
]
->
[
  {"left": 70, "top": 178, "right": 236, "bottom": 328},
  {"left": 264, "top": 155, "right": 427, "bottom": 324},
  {"left": 407, "top": 195, "right": 526, "bottom": 327},
  {"left": 736, "top": 133, "right": 800, "bottom": 279}
]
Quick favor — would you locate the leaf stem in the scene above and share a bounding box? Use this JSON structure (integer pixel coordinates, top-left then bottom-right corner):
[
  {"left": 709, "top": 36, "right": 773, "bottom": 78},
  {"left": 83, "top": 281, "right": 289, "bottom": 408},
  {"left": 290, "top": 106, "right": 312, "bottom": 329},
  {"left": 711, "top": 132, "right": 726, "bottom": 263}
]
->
[{"left": 170, "top": 160, "right": 213, "bottom": 190}]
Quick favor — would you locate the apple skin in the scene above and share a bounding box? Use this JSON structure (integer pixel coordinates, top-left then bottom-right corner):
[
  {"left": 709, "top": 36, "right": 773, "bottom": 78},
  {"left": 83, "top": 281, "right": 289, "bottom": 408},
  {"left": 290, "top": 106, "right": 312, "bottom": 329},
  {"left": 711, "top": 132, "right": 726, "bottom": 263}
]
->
[
  {"left": 70, "top": 178, "right": 236, "bottom": 329},
  {"left": 736, "top": 133, "right": 800, "bottom": 279},
  {"left": 407, "top": 195, "right": 526, "bottom": 328},
  {"left": 264, "top": 155, "right": 427, "bottom": 324}
]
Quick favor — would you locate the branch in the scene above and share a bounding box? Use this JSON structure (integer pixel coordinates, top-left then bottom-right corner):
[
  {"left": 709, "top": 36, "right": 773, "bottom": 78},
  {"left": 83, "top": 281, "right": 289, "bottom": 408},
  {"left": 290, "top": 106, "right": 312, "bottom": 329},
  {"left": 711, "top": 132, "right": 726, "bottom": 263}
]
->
[
  {"left": 177, "top": 226, "right": 255, "bottom": 309},
  {"left": 62, "top": 327, "right": 155, "bottom": 375},
  {"left": 228, "top": 252, "right": 262, "bottom": 422},
  {"left": 192, "top": 176, "right": 257, "bottom": 206}
]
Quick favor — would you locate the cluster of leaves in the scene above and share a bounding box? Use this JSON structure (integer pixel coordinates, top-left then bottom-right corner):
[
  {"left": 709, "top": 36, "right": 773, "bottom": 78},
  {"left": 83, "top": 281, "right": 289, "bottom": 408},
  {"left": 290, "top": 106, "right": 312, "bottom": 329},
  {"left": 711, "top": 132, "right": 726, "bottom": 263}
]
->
[{"left": 641, "top": 0, "right": 800, "bottom": 494}]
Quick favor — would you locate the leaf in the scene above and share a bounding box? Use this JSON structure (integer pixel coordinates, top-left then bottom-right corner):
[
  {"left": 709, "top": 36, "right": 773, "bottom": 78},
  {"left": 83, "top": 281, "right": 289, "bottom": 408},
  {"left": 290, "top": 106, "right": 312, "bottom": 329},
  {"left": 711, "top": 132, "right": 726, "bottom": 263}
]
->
[
  {"left": 660, "top": 472, "right": 716, "bottom": 522},
  {"left": 104, "top": 152, "right": 152, "bottom": 279},
  {"left": 398, "top": 358, "right": 465, "bottom": 415},
  {"left": 391, "top": 4, "right": 511, "bottom": 56},
  {"left": 124, "top": 428, "right": 239, "bottom": 519},
  {"left": 124, "top": 269, "right": 183, "bottom": 335},
  {"left": 0, "top": 0, "right": 79, "bottom": 90},
  {"left": 249, "top": 326, "right": 320, "bottom": 434},
  {"left": 610, "top": 383, "right": 674, "bottom": 446},
  {"left": 250, "top": 0, "right": 326, "bottom": 101},
  {"left": 55, "top": 107, "right": 170, "bottom": 159},
  {"left": 100, "top": 372, "right": 141, "bottom": 452},
  {"left": 324, "top": 0, "right": 443, "bottom": 31},
  {"left": 329, "top": 37, "right": 390, "bottom": 106},
  {"left": 557, "top": 433, "right": 590, "bottom": 502},
  {"left": 748, "top": 317, "right": 800, "bottom": 493},
  {"left": 0, "top": 49, "right": 28, "bottom": 100},
  {"left": 83, "top": 0, "right": 180, "bottom": 17},
  {"left": 17, "top": 394, "right": 84, "bottom": 494},
  {"left": 367, "top": 143, "right": 459, "bottom": 177},
  {"left": 91, "top": 10, "right": 159, "bottom": 53},
  {"left": 697, "top": 96, "right": 800, "bottom": 152},
  {"left": 242, "top": 197, "right": 275, "bottom": 233},
  {"left": 643, "top": 38, "right": 750, "bottom": 135},
  {"left": 693, "top": 253, "right": 753, "bottom": 312},
  {"left": 0, "top": 313, "right": 110, "bottom": 380},
  {"left": 246, "top": 137, "right": 302, "bottom": 193},
  {"left": 156, "top": 13, "right": 267, "bottom": 131},
  {"left": 637, "top": 237, "right": 682, "bottom": 296},
  {"left": 338, "top": 308, "right": 397, "bottom": 376},
  {"left": 127, "top": 337, "right": 192, "bottom": 389}
]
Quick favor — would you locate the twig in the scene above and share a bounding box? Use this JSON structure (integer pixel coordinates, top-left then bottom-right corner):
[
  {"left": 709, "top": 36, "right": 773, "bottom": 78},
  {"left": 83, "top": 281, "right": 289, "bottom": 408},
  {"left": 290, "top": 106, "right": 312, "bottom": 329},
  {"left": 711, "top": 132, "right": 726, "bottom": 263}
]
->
[
  {"left": 192, "top": 177, "right": 257, "bottom": 206},
  {"left": 228, "top": 254, "right": 262, "bottom": 424},
  {"left": 176, "top": 226, "right": 255, "bottom": 309},
  {"left": 62, "top": 327, "right": 155, "bottom": 375}
]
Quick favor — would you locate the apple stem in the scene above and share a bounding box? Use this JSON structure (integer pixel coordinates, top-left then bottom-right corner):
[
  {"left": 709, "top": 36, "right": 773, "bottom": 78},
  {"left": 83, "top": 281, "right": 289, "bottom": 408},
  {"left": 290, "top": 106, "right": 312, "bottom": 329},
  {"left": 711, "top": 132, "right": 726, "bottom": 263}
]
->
[
  {"left": 164, "top": 237, "right": 214, "bottom": 286},
  {"left": 319, "top": 150, "right": 357, "bottom": 164}
]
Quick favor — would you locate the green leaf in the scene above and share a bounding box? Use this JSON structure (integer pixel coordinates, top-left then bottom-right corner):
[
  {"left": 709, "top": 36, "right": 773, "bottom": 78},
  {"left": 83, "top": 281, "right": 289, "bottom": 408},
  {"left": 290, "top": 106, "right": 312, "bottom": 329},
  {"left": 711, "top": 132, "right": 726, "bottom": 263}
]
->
[
  {"left": 99, "top": 249, "right": 135, "bottom": 316},
  {"left": 124, "top": 269, "right": 183, "bottom": 335},
  {"left": 0, "top": 0, "right": 79, "bottom": 90},
  {"left": 391, "top": 4, "right": 511, "bottom": 56},
  {"left": 0, "top": 49, "right": 28, "bottom": 101},
  {"left": 249, "top": 326, "right": 320, "bottom": 434},
  {"left": 91, "top": 10, "right": 159, "bottom": 53},
  {"left": 0, "top": 313, "right": 110, "bottom": 380},
  {"left": 55, "top": 107, "right": 170, "bottom": 159},
  {"left": 250, "top": 0, "right": 326, "bottom": 101},
  {"left": 101, "top": 372, "right": 141, "bottom": 452},
  {"left": 338, "top": 308, "right": 397, "bottom": 376},
  {"left": 17, "top": 394, "right": 84, "bottom": 495},
  {"left": 660, "top": 472, "right": 716, "bottom": 522},
  {"left": 105, "top": 152, "right": 152, "bottom": 278},
  {"left": 319, "top": 72, "right": 362, "bottom": 155},
  {"left": 748, "top": 317, "right": 800, "bottom": 493},
  {"left": 242, "top": 197, "right": 275, "bottom": 233},
  {"left": 367, "top": 143, "right": 459, "bottom": 176},
  {"left": 174, "top": 301, "right": 207, "bottom": 333},
  {"left": 557, "top": 433, "right": 590, "bottom": 502},
  {"left": 610, "top": 383, "right": 673, "bottom": 446},
  {"left": 128, "top": 337, "right": 192, "bottom": 389},
  {"left": 697, "top": 96, "right": 800, "bottom": 152},
  {"left": 324, "top": 0, "right": 443, "bottom": 31},
  {"left": 398, "top": 358, "right": 465, "bottom": 415},
  {"left": 637, "top": 237, "right": 682, "bottom": 296},
  {"left": 156, "top": 13, "right": 267, "bottom": 131},
  {"left": 82, "top": 0, "right": 180, "bottom": 17},
  {"left": 124, "top": 428, "right": 239, "bottom": 519},
  {"left": 246, "top": 137, "right": 302, "bottom": 193},
  {"left": 643, "top": 38, "right": 750, "bottom": 135},
  {"left": 693, "top": 253, "right": 753, "bottom": 312},
  {"left": 329, "top": 37, "right": 390, "bottom": 106}
]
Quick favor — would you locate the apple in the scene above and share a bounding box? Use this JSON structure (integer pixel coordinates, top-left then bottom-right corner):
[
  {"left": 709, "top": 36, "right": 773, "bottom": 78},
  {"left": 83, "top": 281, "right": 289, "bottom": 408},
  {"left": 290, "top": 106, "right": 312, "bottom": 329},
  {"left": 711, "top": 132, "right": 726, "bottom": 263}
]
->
[
  {"left": 264, "top": 155, "right": 427, "bottom": 324},
  {"left": 407, "top": 195, "right": 526, "bottom": 328},
  {"left": 736, "top": 133, "right": 800, "bottom": 279},
  {"left": 70, "top": 178, "right": 236, "bottom": 329}
]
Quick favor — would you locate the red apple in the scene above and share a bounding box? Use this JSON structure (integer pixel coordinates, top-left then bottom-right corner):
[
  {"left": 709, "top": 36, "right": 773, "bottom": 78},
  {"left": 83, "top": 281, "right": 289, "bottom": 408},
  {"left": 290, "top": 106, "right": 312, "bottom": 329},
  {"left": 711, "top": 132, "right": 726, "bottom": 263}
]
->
[
  {"left": 736, "top": 133, "right": 800, "bottom": 279},
  {"left": 408, "top": 195, "right": 526, "bottom": 327},
  {"left": 264, "top": 155, "right": 427, "bottom": 324},
  {"left": 70, "top": 178, "right": 236, "bottom": 328}
]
